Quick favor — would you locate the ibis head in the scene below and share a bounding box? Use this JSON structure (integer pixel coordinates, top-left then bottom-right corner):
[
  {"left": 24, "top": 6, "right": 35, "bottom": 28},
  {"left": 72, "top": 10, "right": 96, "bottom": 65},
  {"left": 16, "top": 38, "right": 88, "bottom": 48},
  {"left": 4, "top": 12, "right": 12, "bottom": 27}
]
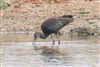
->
[{"left": 34, "top": 31, "right": 49, "bottom": 41}]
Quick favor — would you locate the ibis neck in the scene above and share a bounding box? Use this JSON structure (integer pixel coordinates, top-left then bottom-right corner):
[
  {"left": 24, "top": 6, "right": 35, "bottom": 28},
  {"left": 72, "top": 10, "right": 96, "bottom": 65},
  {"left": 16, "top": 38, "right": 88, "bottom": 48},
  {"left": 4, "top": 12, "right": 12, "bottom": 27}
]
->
[{"left": 39, "top": 33, "right": 49, "bottom": 39}]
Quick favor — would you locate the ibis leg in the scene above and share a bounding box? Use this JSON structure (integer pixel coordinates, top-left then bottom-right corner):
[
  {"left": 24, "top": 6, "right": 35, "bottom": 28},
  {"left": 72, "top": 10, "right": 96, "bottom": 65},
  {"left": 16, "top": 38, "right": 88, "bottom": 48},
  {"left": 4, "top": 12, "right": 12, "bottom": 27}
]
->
[
  {"left": 58, "top": 32, "right": 61, "bottom": 44},
  {"left": 32, "top": 38, "right": 37, "bottom": 49},
  {"left": 56, "top": 34, "right": 60, "bottom": 45},
  {"left": 51, "top": 34, "right": 55, "bottom": 48}
]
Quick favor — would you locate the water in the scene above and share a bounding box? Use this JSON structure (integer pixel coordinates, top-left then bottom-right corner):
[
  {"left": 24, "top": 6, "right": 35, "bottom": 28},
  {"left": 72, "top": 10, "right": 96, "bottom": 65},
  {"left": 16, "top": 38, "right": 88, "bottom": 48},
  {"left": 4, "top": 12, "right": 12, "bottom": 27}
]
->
[{"left": 0, "top": 33, "right": 100, "bottom": 67}]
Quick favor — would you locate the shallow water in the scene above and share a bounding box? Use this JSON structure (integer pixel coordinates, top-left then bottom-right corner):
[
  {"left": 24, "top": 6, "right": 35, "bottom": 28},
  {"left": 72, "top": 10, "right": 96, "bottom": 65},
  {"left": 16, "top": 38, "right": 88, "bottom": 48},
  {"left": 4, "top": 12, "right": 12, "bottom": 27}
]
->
[{"left": 0, "top": 33, "right": 100, "bottom": 67}]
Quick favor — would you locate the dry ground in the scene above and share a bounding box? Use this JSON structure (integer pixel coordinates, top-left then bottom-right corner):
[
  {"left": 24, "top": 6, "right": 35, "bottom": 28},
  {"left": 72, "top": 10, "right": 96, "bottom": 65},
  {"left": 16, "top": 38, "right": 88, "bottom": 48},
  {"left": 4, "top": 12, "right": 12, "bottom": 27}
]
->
[{"left": 0, "top": 0, "right": 100, "bottom": 34}]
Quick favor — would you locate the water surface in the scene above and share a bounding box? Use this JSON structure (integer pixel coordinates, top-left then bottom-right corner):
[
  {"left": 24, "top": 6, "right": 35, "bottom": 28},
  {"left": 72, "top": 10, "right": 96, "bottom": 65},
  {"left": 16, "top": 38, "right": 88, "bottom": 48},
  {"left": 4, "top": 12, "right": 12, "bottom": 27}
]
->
[{"left": 0, "top": 33, "right": 100, "bottom": 67}]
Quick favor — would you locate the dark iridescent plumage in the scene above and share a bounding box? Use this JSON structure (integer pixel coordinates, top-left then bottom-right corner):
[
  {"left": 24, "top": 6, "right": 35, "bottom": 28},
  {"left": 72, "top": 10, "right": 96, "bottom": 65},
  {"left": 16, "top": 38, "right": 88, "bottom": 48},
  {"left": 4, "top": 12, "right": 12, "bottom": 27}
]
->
[
  {"left": 41, "top": 15, "right": 74, "bottom": 38},
  {"left": 33, "top": 15, "right": 74, "bottom": 48}
]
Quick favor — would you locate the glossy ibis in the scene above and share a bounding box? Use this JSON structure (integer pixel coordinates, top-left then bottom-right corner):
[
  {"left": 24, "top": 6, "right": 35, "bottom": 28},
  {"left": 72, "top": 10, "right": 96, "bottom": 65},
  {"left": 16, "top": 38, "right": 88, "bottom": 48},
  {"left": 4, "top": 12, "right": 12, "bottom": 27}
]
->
[{"left": 33, "top": 15, "right": 74, "bottom": 48}]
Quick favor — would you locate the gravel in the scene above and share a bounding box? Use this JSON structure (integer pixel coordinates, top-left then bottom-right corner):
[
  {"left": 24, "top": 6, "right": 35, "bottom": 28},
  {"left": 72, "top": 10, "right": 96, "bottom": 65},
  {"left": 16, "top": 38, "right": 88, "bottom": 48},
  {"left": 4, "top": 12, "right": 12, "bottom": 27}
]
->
[{"left": 0, "top": 0, "right": 100, "bottom": 35}]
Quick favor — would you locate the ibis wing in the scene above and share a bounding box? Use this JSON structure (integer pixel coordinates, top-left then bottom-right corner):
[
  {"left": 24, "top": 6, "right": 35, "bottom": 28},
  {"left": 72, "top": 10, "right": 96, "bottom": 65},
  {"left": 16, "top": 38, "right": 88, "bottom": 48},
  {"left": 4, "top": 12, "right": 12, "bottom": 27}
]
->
[
  {"left": 41, "top": 17, "right": 72, "bottom": 34},
  {"left": 47, "top": 18, "right": 65, "bottom": 33}
]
